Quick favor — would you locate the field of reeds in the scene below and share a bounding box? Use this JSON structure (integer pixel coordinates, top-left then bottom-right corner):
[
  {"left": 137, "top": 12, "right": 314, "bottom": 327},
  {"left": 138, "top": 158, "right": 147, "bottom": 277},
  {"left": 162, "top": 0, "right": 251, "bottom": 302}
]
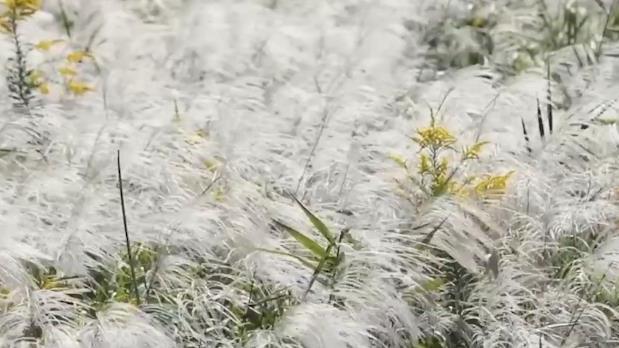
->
[{"left": 1, "top": 0, "right": 619, "bottom": 347}]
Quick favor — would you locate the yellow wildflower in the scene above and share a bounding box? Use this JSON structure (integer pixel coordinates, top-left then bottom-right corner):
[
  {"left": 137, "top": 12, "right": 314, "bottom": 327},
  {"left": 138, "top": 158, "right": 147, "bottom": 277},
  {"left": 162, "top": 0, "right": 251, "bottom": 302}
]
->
[
  {"left": 3, "top": 0, "right": 40, "bottom": 17},
  {"left": 473, "top": 171, "right": 515, "bottom": 196},
  {"left": 37, "top": 82, "right": 49, "bottom": 95},
  {"left": 185, "top": 129, "right": 208, "bottom": 145},
  {"left": 67, "top": 79, "right": 94, "bottom": 95},
  {"left": 389, "top": 153, "right": 408, "bottom": 169},
  {"left": 414, "top": 125, "right": 456, "bottom": 149},
  {"left": 212, "top": 186, "right": 226, "bottom": 202},
  {"left": 462, "top": 141, "right": 489, "bottom": 160},
  {"left": 27, "top": 69, "right": 43, "bottom": 82},
  {"left": 67, "top": 50, "right": 92, "bottom": 64},
  {"left": 58, "top": 66, "right": 77, "bottom": 78},
  {"left": 25, "top": 70, "right": 50, "bottom": 95},
  {"left": 0, "top": 14, "right": 9, "bottom": 32},
  {"left": 419, "top": 153, "right": 430, "bottom": 174},
  {"left": 35, "top": 39, "right": 63, "bottom": 52},
  {"left": 203, "top": 158, "right": 220, "bottom": 173}
]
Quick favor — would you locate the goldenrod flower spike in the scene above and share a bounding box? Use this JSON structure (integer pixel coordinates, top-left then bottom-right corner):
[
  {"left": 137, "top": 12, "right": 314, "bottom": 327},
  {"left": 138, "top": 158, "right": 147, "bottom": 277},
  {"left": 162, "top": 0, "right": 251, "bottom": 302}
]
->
[
  {"left": 67, "top": 50, "right": 93, "bottom": 64},
  {"left": 414, "top": 125, "right": 457, "bottom": 149},
  {"left": 35, "top": 39, "right": 64, "bottom": 52},
  {"left": 3, "top": 0, "right": 41, "bottom": 18},
  {"left": 67, "top": 79, "right": 94, "bottom": 95},
  {"left": 58, "top": 66, "right": 77, "bottom": 78},
  {"left": 463, "top": 141, "right": 490, "bottom": 160},
  {"left": 0, "top": 15, "right": 9, "bottom": 32},
  {"left": 389, "top": 153, "right": 408, "bottom": 169},
  {"left": 37, "top": 82, "right": 49, "bottom": 95},
  {"left": 26, "top": 70, "right": 50, "bottom": 95},
  {"left": 418, "top": 153, "right": 430, "bottom": 174},
  {"left": 473, "top": 171, "right": 515, "bottom": 196}
]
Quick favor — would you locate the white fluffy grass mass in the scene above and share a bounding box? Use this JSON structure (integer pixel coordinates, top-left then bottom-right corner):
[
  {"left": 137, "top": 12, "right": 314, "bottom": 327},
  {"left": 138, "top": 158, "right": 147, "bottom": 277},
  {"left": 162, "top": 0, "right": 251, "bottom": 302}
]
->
[{"left": 1, "top": 0, "right": 619, "bottom": 347}]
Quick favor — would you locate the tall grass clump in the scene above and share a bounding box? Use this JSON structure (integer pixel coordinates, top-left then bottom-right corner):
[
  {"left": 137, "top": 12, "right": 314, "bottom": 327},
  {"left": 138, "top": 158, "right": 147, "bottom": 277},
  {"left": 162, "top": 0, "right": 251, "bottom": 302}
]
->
[{"left": 1, "top": 0, "right": 619, "bottom": 347}]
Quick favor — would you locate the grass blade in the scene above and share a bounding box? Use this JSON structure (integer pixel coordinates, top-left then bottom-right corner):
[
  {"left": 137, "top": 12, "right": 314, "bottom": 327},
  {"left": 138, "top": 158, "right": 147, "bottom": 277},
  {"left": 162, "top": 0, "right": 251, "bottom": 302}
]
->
[
  {"left": 560, "top": 265, "right": 612, "bottom": 345},
  {"left": 58, "top": 0, "right": 73, "bottom": 38},
  {"left": 302, "top": 243, "right": 334, "bottom": 301},
  {"left": 536, "top": 98, "right": 545, "bottom": 140},
  {"left": 272, "top": 219, "right": 326, "bottom": 259},
  {"left": 546, "top": 63, "right": 553, "bottom": 134},
  {"left": 254, "top": 248, "right": 316, "bottom": 269},
  {"left": 420, "top": 216, "right": 449, "bottom": 246},
  {"left": 117, "top": 150, "right": 141, "bottom": 306},
  {"left": 521, "top": 118, "right": 532, "bottom": 153},
  {"left": 290, "top": 194, "right": 335, "bottom": 244},
  {"left": 596, "top": 0, "right": 617, "bottom": 59}
]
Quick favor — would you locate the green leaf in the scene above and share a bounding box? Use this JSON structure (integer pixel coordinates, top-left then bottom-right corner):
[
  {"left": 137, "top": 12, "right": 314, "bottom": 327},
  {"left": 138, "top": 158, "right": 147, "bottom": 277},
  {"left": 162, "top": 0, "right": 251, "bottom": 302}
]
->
[
  {"left": 389, "top": 153, "right": 408, "bottom": 168},
  {"left": 272, "top": 219, "right": 326, "bottom": 259},
  {"left": 303, "top": 243, "right": 335, "bottom": 300},
  {"left": 418, "top": 216, "right": 449, "bottom": 248},
  {"left": 420, "top": 278, "right": 445, "bottom": 292},
  {"left": 291, "top": 195, "right": 335, "bottom": 244},
  {"left": 254, "top": 248, "right": 316, "bottom": 269}
]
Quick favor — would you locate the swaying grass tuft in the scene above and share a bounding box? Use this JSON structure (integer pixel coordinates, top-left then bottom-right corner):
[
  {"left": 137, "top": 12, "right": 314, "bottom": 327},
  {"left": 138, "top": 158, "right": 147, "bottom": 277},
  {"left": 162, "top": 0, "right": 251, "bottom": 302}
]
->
[
  {"left": 117, "top": 150, "right": 141, "bottom": 306},
  {"left": 1, "top": 0, "right": 619, "bottom": 347}
]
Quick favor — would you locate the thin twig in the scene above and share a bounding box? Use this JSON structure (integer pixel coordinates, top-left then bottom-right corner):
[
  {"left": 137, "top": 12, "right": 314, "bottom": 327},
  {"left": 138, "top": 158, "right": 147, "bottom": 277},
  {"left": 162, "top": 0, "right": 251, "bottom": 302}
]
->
[
  {"left": 58, "top": 0, "right": 72, "bottom": 38},
  {"left": 596, "top": 0, "right": 617, "bottom": 59},
  {"left": 474, "top": 92, "right": 501, "bottom": 143},
  {"left": 537, "top": 98, "right": 546, "bottom": 140},
  {"left": 546, "top": 61, "right": 553, "bottom": 134},
  {"left": 560, "top": 263, "right": 613, "bottom": 346},
  {"left": 117, "top": 150, "right": 141, "bottom": 306},
  {"left": 302, "top": 243, "right": 334, "bottom": 301},
  {"left": 143, "top": 173, "right": 221, "bottom": 298},
  {"left": 522, "top": 118, "right": 532, "bottom": 153},
  {"left": 295, "top": 107, "right": 331, "bottom": 195}
]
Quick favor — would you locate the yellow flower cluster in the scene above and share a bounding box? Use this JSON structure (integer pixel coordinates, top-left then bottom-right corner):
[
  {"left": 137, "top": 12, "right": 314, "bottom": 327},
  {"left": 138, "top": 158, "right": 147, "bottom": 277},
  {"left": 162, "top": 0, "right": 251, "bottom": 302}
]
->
[
  {"left": 462, "top": 141, "right": 489, "bottom": 160},
  {"left": 35, "top": 39, "right": 64, "bottom": 52},
  {"left": 1, "top": 0, "right": 40, "bottom": 25},
  {"left": 67, "top": 79, "right": 94, "bottom": 95},
  {"left": 0, "top": 0, "right": 96, "bottom": 98},
  {"left": 31, "top": 43, "right": 96, "bottom": 96},
  {"left": 62, "top": 50, "right": 95, "bottom": 96},
  {"left": 414, "top": 125, "right": 457, "bottom": 149},
  {"left": 27, "top": 69, "right": 49, "bottom": 95},
  {"left": 394, "top": 119, "right": 514, "bottom": 201},
  {"left": 472, "top": 171, "right": 514, "bottom": 196}
]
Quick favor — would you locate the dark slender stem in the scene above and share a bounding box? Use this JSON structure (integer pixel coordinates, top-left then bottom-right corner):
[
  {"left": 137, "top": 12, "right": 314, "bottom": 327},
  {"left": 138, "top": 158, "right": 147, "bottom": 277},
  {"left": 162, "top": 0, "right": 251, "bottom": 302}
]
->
[
  {"left": 58, "top": 0, "right": 72, "bottom": 38},
  {"left": 303, "top": 243, "right": 334, "bottom": 301},
  {"left": 560, "top": 264, "right": 612, "bottom": 346},
  {"left": 546, "top": 61, "right": 553, "bottom": 134},
  {"left": 8, "top": 10, "right": 32, "bottom": 111},
  {"left": 295, "top": 107, "right": 330, "bottom": 195},
  {"left": 117, "top": 150, "right": 141, "bottom": 306},
  {"left": 521, "top": 118, "right": 532, "bottom": 153},
  {"left": 536, "top": 98, "right": 545, "bottom": 140},
  {"left": 596, "top": 0, "right": 617, "bottom": 59}
]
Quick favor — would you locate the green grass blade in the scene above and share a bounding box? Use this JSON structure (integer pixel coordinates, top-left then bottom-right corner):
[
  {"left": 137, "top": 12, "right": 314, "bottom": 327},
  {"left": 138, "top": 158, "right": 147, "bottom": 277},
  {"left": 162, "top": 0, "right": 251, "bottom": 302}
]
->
[
  {"left": 302, "top": 243, "right": 334, "bottom": 300},
  {"left": 117, "top": 150, "right": 141, "bottom": 306},
  {"left": 290, "top": 195, "right": 335, "bottom": 244},
  {"left": 419, "top": 216, "right": 449, "bottom": 247},
  {"left": 254, "top": 248, "right": 316, "bottom": 269},
  {"left": 273, "top": 219, "right": 326, "bottom": 259}
]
